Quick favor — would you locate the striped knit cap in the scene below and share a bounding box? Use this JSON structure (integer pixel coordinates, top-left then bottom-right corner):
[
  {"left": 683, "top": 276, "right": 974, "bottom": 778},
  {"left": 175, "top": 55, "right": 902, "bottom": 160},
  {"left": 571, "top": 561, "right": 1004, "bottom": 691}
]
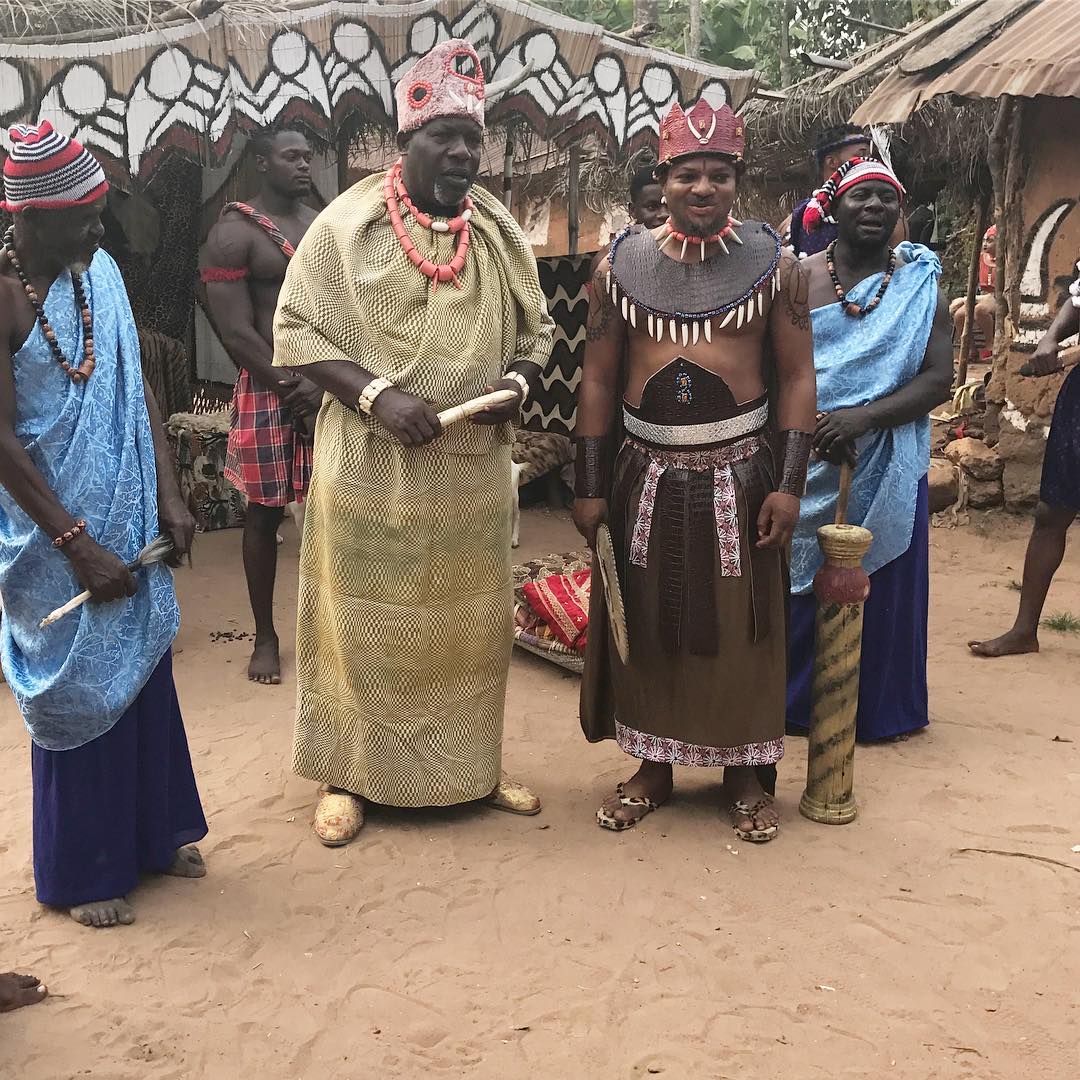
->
[
  {"left": 2, "top": 121, "right": 108, "bottom": 213},
  {"left": 802, "top": 156, "right": 903, "bottom": 234}
]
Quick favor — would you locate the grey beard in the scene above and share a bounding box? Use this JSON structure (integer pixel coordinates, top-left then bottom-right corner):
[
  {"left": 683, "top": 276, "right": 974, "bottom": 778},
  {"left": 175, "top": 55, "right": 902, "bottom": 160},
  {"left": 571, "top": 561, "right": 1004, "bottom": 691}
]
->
[
  {"left": 432, "top": 178, "right": 469, "bottom": 208},
  {"left": 67, "top": 260, "right": 89, "bottom": 275}
]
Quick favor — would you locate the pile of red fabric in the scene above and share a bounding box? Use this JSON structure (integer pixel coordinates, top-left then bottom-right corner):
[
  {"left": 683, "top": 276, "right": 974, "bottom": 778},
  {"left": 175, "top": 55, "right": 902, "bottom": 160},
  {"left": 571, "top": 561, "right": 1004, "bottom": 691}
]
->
[{"left": 519, "top": 569, "right": 591, "bottom": 653}]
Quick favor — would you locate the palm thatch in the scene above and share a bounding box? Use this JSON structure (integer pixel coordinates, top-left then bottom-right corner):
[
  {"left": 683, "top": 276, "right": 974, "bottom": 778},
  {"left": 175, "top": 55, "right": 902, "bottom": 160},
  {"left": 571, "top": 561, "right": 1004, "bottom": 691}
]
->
[
  {"left": 0, "top": 0, "right": 292, "bottom": 43},
  {"left": 745, "top": 63, "right": 995, "bottom": 214}
]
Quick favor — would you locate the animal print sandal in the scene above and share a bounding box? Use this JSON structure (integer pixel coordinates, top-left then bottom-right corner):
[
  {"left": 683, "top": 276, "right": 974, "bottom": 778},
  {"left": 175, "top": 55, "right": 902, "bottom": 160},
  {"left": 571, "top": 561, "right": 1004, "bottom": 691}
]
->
[
  {"left": 728, "top": 797, "right": 779, "bottom": 843},
  {"left": 596, "top": 783, "right": 667, "bottom": 832}
]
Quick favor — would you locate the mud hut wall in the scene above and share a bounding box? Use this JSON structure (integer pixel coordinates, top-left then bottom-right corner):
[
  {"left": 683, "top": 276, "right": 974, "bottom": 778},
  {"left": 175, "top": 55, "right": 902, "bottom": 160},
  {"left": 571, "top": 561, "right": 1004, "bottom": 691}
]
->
[{"left": 990, "top": 97, "right": 1080, "bottom": 510}]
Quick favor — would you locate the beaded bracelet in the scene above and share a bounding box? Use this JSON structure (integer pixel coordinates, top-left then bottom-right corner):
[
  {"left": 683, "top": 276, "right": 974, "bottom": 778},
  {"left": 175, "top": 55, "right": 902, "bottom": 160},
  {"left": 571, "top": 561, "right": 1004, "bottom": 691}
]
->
[
  {"left": 358, "top": 377, "right": 393, "bottom": 415},
  {"left": 53, "top": 520, "right": 88, "bottom": 549}
]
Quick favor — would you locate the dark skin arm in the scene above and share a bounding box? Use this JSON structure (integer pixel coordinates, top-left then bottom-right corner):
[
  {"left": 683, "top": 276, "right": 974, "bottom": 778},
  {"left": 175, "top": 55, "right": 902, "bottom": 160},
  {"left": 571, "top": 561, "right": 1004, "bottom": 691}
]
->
[
  {"left": 143, "top": 381, "right": 194, "bottom": 566},
  {"left": 1029, "top": 295, "right": 1080, "bottom": 375},
  {"left": 572, "top": 256, "right": 626, "bottom": 549},
  {"left": 289, "top": 358, "right": 532, "bottom": 444},
  {"left": 201, "top": 220, "right": 322, "bottom": 423},
  {"left": 0, "top": 293, "right": 134, "bottom": 601},
  {"left": 761, "top": 251, "right": 817, "bottom": 548},
  {"left": 815, "top": 290, "right": 954, "bottom": 466},
  {"left": 285, "top": 360, "right": 443, "bottom": 446}
]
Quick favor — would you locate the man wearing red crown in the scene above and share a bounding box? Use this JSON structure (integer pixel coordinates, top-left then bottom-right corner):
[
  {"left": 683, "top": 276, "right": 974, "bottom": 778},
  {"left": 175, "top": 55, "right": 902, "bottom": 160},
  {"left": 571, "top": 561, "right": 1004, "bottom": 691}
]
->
[
  {"left": 272, "top": 40, "right": 554, "bottom": 845},
  {"left": 575, "top": 98, "right": 816, "bottom": 842}
]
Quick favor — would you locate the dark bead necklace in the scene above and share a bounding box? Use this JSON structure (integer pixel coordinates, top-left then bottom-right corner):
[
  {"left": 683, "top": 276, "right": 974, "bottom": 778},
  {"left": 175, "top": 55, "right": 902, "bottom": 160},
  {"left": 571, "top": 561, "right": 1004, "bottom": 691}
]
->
[
  {"left": 3, "top": 227, "right": 95, "bottom": 383},
  {"left": 826, "top": 240, "right": 896, "bottom": 318}
]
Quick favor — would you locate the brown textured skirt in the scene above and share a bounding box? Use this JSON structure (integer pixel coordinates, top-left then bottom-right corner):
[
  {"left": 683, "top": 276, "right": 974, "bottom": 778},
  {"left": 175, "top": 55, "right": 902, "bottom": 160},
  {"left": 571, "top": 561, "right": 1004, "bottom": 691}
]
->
[{"left": 599, "top": 434, "right": 787, "bottom": 766}]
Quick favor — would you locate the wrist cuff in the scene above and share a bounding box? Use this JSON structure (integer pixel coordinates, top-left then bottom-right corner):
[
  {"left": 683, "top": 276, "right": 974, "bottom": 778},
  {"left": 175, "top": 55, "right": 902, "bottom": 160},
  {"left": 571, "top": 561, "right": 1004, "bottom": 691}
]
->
[
  {"left": 778, "top": 430, "right": 812, "bottom": 497},
  {"left": 358, "top": 377, "right": 393, "bottom": 415},
  {"left": 574, "top": 435, "right": 610, "bottom": 499}
]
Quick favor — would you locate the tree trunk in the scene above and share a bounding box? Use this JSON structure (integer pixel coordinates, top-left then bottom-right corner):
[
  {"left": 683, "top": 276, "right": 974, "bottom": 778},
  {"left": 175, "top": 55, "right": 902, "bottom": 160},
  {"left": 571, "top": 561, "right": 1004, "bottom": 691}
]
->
[
  {"left": 634, "top": 0, "right": 659, "bottom": 25},
  {"left": 779, "top": 1, "right": 792, "bottom": 87},
  {"left": 688, "top": 0, "right": 701, "bottom": 58}
]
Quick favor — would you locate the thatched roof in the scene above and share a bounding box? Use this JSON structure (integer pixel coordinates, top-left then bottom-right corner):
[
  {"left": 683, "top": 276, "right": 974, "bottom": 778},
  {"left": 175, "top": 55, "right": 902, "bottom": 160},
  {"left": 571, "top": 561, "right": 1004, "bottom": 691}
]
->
[
  {"left": 0, "top": 1, "right": 287, "bottom": 43},
  {"left": 2, "top": 0, "right": 755, "bottom": 187},
  {"left": 743, "top": 19, "right": 995, "bottom": 206}
]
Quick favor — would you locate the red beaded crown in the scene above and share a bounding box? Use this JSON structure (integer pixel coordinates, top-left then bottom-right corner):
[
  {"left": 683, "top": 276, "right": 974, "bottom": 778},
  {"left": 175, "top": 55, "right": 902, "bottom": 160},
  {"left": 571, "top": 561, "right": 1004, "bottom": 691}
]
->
[{"left": 658, "top": 100, "right": 745, "bottom": 166}]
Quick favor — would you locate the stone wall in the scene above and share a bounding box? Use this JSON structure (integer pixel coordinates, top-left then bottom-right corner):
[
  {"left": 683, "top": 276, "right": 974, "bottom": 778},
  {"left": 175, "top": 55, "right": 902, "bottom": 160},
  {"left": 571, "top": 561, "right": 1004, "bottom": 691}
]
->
[{"left": 987, "top": 97, "right": 1080, "bottom": 511}]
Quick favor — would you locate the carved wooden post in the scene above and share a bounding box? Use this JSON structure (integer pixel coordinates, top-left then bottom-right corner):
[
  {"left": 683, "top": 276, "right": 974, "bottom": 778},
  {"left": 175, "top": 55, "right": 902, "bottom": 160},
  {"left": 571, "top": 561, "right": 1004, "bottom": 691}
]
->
[{"left": 801, "top": 464, "right": 872, "bottom": 825}]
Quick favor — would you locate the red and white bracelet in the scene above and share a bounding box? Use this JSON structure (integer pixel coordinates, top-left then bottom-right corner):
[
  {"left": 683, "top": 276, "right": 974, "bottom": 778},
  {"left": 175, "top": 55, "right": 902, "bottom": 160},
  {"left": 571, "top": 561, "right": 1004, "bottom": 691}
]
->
[{"left": 53, "top": 520, "right": 88, "bottom": 549}]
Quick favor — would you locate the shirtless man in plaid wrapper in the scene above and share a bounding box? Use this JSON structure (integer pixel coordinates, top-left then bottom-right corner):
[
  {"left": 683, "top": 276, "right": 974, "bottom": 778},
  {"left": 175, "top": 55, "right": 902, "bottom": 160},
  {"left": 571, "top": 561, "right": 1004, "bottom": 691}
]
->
[{"left": 202, "top": 129, "right": 320, "bottom": 684}]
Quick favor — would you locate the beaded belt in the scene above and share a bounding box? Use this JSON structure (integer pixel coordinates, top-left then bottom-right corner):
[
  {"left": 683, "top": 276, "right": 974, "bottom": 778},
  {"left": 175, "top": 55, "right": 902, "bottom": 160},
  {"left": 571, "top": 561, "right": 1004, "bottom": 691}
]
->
[
  {"left": 622, "top": 400, "right": 769, "bottom": 447},
  {"left": 627, "top": 433, "right": 765, "bottom": 579}
]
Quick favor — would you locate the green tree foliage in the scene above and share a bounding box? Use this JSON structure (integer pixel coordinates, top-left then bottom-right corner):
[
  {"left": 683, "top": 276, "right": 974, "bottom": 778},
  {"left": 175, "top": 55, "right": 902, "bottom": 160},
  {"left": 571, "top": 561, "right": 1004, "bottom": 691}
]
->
[{"left": 539, "top": 0, "right": 953, "bottom": 87}]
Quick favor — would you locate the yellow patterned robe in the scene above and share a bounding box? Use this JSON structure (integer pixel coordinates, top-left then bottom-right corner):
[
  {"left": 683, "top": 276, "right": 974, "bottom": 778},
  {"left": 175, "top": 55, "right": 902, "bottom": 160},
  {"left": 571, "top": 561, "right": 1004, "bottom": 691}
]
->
[{"left": 273, "top": 174, "right": 554, "bottom": 806}]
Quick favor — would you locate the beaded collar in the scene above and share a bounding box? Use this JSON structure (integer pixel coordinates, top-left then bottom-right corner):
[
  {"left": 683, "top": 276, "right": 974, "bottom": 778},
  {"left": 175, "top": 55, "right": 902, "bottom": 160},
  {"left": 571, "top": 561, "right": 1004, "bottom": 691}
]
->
[{"left": 607, "top": 222, "right": 782, "bottom": 345}]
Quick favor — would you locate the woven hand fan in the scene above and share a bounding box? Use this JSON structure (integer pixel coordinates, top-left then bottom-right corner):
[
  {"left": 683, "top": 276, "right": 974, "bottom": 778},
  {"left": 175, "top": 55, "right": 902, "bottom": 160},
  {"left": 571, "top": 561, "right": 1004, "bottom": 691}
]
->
[{"left": 596, "top": 523, "right": 630, "bottom": 665}]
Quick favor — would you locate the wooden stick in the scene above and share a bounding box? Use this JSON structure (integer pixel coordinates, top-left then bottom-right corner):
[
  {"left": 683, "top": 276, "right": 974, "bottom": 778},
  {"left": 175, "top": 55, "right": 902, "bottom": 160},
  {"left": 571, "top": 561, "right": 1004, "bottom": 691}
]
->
[
  {"left": 39, "top": 536, "right": 174, "bottom": 628},
  {"left": 436, "top": 389, "right": 518, "bottom": 429},
  {"left": 835, "top": 461, "right": 853, "bottom": 526},
  {"left": 956, "top": 193, "right": 990, "bottom": 389}
]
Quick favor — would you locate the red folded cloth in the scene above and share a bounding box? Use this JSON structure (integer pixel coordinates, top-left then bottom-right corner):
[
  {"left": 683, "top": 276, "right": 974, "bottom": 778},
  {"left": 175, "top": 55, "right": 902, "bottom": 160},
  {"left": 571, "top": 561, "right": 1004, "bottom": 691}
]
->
[{"left": 521, "top": 570, "right": 591, "bottom": 652}]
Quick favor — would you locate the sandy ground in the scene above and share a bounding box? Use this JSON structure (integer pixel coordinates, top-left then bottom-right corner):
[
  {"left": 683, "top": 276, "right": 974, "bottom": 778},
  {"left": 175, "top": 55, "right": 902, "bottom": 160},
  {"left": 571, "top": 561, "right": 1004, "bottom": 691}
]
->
[{"left": 2, "top": 507, "right": 1078, "bottom": 1079}]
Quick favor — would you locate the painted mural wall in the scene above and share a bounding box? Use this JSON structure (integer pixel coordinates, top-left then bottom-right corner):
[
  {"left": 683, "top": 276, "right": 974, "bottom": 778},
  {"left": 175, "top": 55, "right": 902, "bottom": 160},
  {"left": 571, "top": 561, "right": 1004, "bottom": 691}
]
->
[{"left": 988, "top": 97, "right": 1080, "bottom": 510}]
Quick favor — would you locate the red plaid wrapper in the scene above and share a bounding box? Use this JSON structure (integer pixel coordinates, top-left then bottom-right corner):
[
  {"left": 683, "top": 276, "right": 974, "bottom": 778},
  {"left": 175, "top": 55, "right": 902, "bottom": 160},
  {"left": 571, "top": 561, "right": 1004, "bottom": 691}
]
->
[{"left": 224, "top": 369, "right": 313, "bottom": 508}]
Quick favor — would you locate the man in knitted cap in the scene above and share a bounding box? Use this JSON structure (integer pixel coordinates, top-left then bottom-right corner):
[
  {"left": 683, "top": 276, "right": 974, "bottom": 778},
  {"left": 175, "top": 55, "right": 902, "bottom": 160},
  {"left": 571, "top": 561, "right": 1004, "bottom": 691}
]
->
[
  {"left": 576, "top": 98, "right": 816, "bottom": 843},
  {"left": 0, "top": 122, "right": 206, "bottom": 926},
  {"left": 783, "top": 125, "right": 907, "bottom": 258},
  {"left": 273, "top": 39, "right": 554, "bottom": 845},
  {"left": 786, "top": 157, "right": 952, "bottom": 741}
]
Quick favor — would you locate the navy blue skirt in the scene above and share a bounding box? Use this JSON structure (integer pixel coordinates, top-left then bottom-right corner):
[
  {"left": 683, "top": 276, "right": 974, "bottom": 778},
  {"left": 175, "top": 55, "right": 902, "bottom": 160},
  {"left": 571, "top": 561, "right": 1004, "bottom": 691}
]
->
[
  {"left": 786, "top": 477, "right": 930, "bottom": 742},
  {"left": 1041, "top": 365, "right": 1080, "bottom": 512},
  {"left": 31, "top": 649, "right": 207, "bottom": 907}
]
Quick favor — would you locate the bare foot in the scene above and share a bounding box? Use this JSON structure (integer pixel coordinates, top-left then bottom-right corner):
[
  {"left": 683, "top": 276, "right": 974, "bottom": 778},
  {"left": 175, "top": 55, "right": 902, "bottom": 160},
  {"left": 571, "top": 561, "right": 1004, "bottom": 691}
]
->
[
  {"left": 69, "top": 898, "right": 135, "bottom": 929},
  {"left": 724, "top": 766, "right": 779, "bottom": 842},
  {"left": 247, "top": 635, "right": 281, "bottom": 685},
  {"left": 968, "top": 628, "right": 1040, "bottom": 657},
  {"left": 163, "top": 845, "right": 206, "bottom": 878},
  {"left": 0, "top": 973, "right": 47, "bottom": 1012},
  {"left": 597, "top": 760, "right": 673, "bottom": 829}
]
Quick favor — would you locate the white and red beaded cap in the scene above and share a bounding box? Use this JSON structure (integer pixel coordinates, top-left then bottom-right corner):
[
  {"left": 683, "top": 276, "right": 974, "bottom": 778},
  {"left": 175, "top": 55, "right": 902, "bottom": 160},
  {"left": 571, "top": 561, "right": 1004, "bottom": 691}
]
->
[
  {"left": 395, "top": 38, "right": 486, "bottom": 135},
  {"left": 658, "top": 100, "right": 745, "bottom": 166}
]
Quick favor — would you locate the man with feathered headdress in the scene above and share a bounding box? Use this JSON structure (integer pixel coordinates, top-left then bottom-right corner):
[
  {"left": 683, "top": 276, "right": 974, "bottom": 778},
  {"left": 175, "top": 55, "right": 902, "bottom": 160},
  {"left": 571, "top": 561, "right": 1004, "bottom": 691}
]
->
[
  {"left": 576, "top": 98, "right": 816, "bottom": 843},
  {"left": 273, "top": 40, "right": 554, "bottom": 845}
]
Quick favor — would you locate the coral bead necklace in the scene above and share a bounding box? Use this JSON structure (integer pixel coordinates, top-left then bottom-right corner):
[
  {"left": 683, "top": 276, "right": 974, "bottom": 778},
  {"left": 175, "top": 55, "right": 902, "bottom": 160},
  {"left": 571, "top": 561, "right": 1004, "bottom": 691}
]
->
[
  {"left": 384, "top": 159, "right": 472, "bottom": 289},
  {"left": 3, "top": 227, "right": 95, "bottom": 382}
]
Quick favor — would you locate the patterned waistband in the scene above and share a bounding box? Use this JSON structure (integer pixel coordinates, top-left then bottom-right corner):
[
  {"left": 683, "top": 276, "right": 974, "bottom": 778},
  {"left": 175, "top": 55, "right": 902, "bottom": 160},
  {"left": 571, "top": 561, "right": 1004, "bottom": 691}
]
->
[
  {"left": 628, "top": 432, "right": 765, "bottom": 580},
  {"left": 626, "top": 433, "right": 765, "bottom": 470},
  {"left": 622, "top": 400, "right": 769, "bottom": 447}
]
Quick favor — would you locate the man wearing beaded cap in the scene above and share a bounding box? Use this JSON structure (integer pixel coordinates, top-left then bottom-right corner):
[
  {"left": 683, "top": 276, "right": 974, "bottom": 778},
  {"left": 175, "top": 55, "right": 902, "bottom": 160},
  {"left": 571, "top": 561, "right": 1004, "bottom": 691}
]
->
[
  {"left": 0, "top": 122, "right": 205, "bottom": 927},
  {"left": 786, "top": 157, "right": 952, "bottom": 741},
  {"left": 272, "top": 39, "right": 554, "bottom": 845},
  {"left": 575, "top": 99, "right": 816, "bottom": 842}
]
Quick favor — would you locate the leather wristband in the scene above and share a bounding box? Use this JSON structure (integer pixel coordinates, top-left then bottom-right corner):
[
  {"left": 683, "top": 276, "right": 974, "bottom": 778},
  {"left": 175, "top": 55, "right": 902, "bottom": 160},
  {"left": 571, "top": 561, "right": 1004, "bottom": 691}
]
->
[
  {"left": 778, "top": 429, "right": 813, "bottom": 497},
  {"left": 574, "top": 435, "right": 610, "bottom": 499}
]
